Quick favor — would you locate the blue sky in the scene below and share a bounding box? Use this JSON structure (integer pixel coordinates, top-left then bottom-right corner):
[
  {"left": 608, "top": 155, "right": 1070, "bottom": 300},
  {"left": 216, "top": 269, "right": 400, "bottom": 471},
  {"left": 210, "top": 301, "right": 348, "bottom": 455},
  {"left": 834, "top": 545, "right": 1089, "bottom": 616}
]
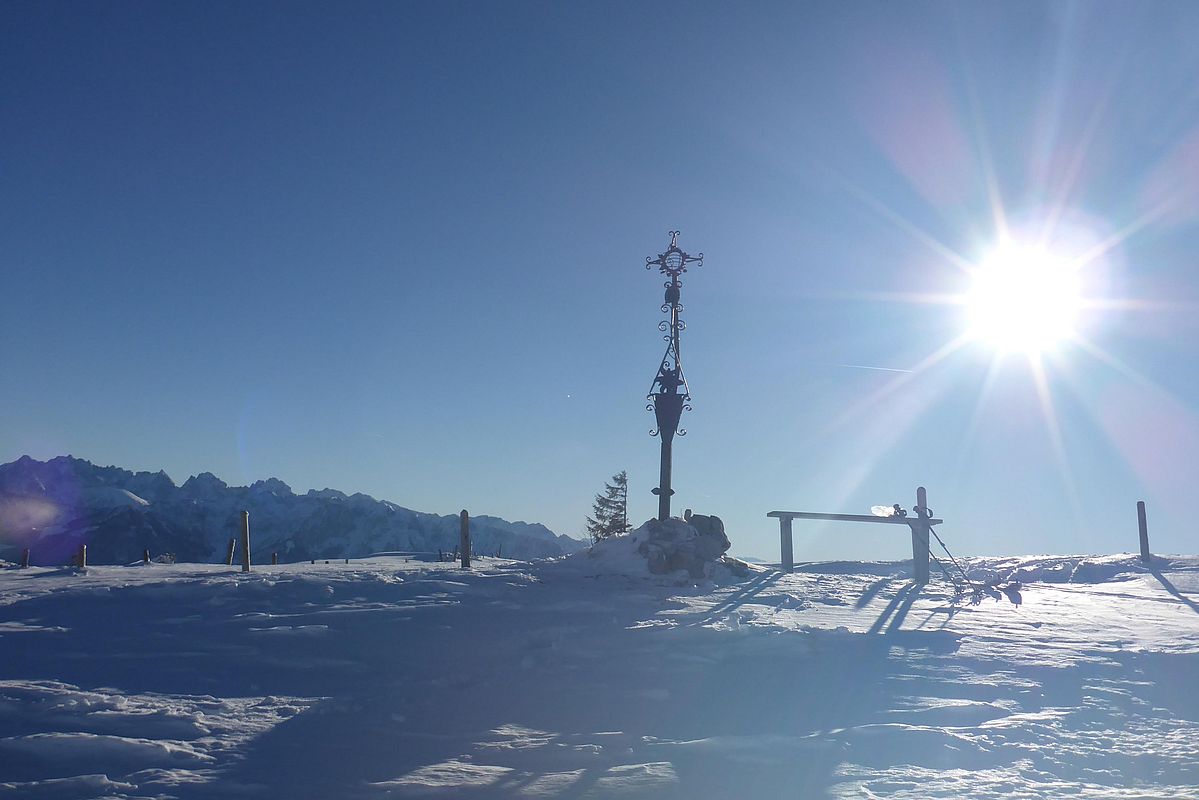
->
[{"left": 4, "top": 1, "right": 1198, "bottom": 560}]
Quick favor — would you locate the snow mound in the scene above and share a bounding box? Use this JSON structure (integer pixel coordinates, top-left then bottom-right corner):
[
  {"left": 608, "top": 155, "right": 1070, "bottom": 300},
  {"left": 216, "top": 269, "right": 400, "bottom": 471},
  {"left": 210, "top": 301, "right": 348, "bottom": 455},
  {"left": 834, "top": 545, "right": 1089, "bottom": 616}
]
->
[
  {"left": 567, "top": 526, "right": 655, "bottom": 578},
  {"left": 962, "top": 553, "right": 1177, "bottom": 586},
  {"left": 559, "top": 518, "right": 738, "bottom": 581}
]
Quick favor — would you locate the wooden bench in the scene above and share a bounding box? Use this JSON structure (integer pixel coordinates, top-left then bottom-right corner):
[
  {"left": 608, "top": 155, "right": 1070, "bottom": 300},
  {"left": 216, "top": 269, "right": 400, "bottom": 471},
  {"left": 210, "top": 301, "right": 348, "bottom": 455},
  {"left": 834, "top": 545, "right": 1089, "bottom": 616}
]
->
[{"left": 768, "top": 487, "right": 942, "bottom": 583}]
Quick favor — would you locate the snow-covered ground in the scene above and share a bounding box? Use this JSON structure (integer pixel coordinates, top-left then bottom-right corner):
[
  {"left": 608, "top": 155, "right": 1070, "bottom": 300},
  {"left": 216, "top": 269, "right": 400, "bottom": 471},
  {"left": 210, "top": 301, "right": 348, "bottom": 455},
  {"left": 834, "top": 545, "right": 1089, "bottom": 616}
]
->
[{"left": 1, "top": 550, "right": 1197, "bottom": 798}]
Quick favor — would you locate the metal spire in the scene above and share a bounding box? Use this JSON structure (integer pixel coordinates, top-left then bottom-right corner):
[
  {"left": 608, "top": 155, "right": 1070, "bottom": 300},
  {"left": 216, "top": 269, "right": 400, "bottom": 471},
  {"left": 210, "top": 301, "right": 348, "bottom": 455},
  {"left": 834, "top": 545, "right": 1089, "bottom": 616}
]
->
[{"left": 645, "top": 231, "right": 702, "bottom": 521}]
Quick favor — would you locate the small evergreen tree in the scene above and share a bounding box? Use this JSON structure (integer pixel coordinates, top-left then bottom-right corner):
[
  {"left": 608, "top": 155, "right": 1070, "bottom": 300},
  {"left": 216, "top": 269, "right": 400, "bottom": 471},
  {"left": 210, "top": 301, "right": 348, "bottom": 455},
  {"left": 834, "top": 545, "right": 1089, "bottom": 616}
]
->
[{"left": 586, "top": 470, "right": 631, "bottom": 544}]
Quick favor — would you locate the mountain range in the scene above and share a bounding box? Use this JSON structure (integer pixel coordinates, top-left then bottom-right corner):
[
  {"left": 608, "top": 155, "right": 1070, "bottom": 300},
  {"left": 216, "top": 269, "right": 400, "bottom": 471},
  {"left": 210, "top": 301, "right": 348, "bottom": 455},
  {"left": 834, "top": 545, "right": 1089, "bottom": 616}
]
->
[{"left": 0, "top": 455, "right": 585, "bottom": 565}]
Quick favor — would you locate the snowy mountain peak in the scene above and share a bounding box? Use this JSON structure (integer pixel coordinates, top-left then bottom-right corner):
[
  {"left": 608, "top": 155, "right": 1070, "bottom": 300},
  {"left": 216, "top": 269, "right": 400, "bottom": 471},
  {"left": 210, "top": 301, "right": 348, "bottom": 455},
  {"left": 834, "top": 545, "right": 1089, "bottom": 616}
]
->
[
  {"left": 249, "top": 477, "right": 293, "bottom": 496},
  {"left": 180, "top": 471, "right": 228, "bottom": 497},
  {"left": 308, "top": 488, "right": 348, "bottom": 501},
  {"left": 126, "top": 469, "right": 177, "bottom": 502}
]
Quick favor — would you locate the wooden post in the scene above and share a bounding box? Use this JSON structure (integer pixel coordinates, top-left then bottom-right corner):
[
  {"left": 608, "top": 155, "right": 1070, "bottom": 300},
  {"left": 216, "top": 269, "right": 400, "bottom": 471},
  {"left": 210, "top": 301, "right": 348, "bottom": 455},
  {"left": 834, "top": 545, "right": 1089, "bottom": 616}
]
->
[
  {"left": 143, "top": 548, "right": 150, "bottom": 564},
  {"left": 1137, "top": 500, "right": 1151, "bottom": 564},
  {"left": 226, "top": 538, "right": 237, "bottom": 566},
  {"left": 272, "top": 552, "right": 278, "bottom": 565},
  {"left": 779, "top": 516, "right": 794, "bottom": 573},
  {"left": 20, "top": 548, "right": 30, "bottom": 568},
  {"left": 78, "top": 544, "right": 87, "bottom": 569},
  {"left": 911, "top": 486, "right": 930, "bottom": 584},
  {"left": 460, "top": 510, "right": 471, "bottom": 569},
  {"left": 239, "top": 511, "right": 251, "bottom": 573}
]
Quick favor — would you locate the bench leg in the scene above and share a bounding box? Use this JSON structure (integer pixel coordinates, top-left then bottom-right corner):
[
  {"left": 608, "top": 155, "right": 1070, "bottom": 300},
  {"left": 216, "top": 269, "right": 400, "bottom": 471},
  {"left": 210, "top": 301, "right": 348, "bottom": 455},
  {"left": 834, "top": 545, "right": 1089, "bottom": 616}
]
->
[
  {"left": 911, "top": 523, "right": 929, "bottom": 584},
  {"left": 780, "top": 517, "right": 794, "bottom": 573}
]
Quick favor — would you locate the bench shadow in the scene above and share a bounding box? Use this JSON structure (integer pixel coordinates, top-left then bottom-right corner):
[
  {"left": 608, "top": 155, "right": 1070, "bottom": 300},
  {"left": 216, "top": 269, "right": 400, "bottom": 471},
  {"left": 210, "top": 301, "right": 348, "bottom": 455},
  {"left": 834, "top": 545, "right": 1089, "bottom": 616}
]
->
[
  {"left": 866, "top": 582, "right": 921, "bottom": 635},
  {"left": 694, "top": 569, "right": 782, "bottom": 625},
  {"left": 855, "top": 577, "right": 893, "bottom": 610},
  {"left": 1149, "top": 568, "right": 1199, "bottom": 615}
]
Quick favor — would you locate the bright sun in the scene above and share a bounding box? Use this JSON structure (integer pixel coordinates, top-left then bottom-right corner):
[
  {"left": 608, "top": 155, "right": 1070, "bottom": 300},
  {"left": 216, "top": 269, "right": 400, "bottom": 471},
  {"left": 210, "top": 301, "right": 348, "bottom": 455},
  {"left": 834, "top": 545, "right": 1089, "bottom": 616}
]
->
[{"left": 965, "top": 242, "right": 1082, "bottom": 355}]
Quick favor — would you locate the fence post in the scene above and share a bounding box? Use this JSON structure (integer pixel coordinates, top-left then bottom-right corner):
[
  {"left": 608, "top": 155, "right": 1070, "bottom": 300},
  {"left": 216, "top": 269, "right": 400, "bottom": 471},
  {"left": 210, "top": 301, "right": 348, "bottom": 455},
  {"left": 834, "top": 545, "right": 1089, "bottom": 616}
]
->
[
  {"left": 78, "top": 544, "right": 87, "bottom": 569},
  {"left": 21, "top": 548, "right": 30, "bottom": 568},
  {"left": 238, "top": 513, "right": 250, "bottom": 575},
  {"left": 272, "top": 552, "right": 278, "bottom": 566},
  {"left": 911, "top": 486, "right": 930, "bottom": 584},
  {"left": 460, "top": 510, "right": 471, "bottom": 569},
  {"left": 779, "top": 516, "right": 794, "bottom": 573},
  {"left": 226, "top": 538, "right": 237, "bottom": 566},
  {"left": 1137, "top": 500, "right": 1151, "bottom": 564}
]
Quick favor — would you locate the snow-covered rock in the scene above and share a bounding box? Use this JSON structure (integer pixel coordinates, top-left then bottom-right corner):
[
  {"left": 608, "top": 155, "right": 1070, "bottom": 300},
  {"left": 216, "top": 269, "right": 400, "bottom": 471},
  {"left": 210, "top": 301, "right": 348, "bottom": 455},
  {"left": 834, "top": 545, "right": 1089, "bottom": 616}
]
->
[
  {"left": 635, "top": 518, "right": 728, "bottom": 577},
  {"left": 572, "top": 517, "right": 734, "bottom": 580},
  {"left": 684, "top": 512, "right": 731, "bottom": 560}
]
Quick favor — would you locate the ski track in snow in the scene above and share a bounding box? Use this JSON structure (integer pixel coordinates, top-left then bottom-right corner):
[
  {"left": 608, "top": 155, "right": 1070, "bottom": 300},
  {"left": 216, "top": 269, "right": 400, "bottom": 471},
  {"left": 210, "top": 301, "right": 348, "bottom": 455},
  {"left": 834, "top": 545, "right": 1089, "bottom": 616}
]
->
[{"left": 0, "top": 554, "right": 1197, "bottom": 798}]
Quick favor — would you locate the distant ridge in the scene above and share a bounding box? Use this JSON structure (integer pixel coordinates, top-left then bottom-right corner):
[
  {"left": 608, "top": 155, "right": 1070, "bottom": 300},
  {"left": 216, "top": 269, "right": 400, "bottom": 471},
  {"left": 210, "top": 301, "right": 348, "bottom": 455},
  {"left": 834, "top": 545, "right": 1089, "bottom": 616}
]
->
[{"left": 0, "top": 455, "right": 586, "bottom": 566}]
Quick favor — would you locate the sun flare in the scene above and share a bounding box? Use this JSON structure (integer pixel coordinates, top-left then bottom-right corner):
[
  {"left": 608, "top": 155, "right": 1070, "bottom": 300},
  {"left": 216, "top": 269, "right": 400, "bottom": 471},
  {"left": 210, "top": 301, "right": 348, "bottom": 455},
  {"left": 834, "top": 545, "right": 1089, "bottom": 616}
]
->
[{"left": 965, "top": 243, "right": 1082, "bottom": 355}]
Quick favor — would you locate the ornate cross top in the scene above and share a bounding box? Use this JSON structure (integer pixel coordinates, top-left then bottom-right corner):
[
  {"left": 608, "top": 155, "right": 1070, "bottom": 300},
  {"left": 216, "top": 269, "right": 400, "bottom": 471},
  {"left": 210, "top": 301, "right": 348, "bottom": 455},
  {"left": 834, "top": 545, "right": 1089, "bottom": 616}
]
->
[{"left": 646, "top": 231, "right": 703, "bottom": 278}]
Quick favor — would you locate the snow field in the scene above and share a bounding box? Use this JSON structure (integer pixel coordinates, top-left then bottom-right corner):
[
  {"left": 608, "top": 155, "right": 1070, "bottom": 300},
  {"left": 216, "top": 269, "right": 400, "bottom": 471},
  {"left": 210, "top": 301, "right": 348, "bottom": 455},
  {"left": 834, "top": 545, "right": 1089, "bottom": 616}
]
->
[{"left": 0, "top": 553, "right": 1196, "bottom": 798}]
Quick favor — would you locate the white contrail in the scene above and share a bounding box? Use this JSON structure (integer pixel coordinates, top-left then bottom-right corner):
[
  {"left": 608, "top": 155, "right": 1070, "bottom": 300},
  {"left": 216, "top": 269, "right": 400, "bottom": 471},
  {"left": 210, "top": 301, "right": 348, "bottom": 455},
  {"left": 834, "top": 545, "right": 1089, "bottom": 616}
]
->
[{"left": 835, "top": 364, "right": 914, "bottom": 374}]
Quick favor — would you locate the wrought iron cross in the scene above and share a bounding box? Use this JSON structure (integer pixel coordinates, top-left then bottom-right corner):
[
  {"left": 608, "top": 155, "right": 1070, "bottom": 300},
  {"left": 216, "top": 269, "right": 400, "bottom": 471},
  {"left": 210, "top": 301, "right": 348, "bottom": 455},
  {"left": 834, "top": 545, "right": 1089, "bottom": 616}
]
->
[{"left": 645, "top": 231, "right": 702, "bottom": 521}]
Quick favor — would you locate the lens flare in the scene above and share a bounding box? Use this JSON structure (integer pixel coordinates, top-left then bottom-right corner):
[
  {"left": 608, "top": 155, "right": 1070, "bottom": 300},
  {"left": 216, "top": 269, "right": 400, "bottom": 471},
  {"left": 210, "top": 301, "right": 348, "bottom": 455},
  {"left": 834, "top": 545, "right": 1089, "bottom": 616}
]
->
[{"left": 965, "top": 243, "right": 1082, "bottom": 354}]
